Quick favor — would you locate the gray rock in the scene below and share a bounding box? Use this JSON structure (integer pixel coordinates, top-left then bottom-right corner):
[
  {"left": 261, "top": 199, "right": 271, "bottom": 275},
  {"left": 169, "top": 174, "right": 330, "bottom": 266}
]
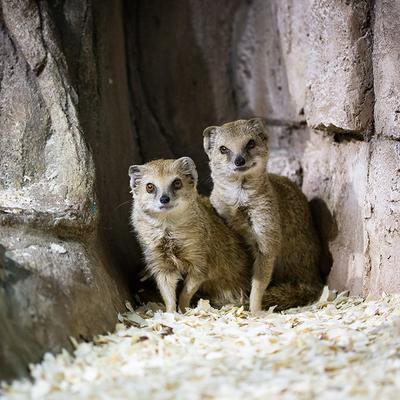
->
[
  {"left": 302, "top": 133, "right": 400, "bottom": 296},
  {"left": 305, "top": 0, "right": 374, "bottom": 136},
  {"left": 364, "top": 140, "right": 400, "bottom": 295},
  {"left": 0, "top": 230, "right": 125, "bottom": 381},
  {"left": 0, "top": 0, "right": 136, "bottom": 380},
  {"left": 233, "top": 0, "right": 290, "bottom": 119},
  {"left": 373, "top": 0, "right": 400, "bottom": 139},
  {"left": 275, "top": 0, "right": 313, "bottom": 120},
  {"left": 302, "top": 132, "right": 370, "bottom": 294}
]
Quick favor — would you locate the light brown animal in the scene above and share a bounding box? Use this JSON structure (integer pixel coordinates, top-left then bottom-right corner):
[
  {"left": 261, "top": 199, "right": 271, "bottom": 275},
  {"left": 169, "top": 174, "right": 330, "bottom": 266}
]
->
[
  {"left": 203, "top": 118, "right": 323, "bottom": 312},
  {"left": 129, "top": 157, "right": 250, "bottom": 312}
]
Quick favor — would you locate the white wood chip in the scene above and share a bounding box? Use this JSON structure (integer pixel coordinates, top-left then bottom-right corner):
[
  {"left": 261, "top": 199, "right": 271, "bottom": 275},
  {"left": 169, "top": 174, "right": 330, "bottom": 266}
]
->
[{"left": 1, "top": 288, "right": 400, "bottom": 399}]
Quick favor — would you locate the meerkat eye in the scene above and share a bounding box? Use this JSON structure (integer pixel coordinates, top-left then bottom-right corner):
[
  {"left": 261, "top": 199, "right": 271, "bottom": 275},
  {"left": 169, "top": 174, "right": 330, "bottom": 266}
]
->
[
  {"left": 246, "top": 139, "right": 256, "bottom": 150},
  {"left": 146, "top": 183, "right": 155, "bottom": 193},
  {"left": 172, "top": 178, "right": 182, "bottom": 190},
  {"left": 219, "top": 146, "right": 229, "bottom": 154}
]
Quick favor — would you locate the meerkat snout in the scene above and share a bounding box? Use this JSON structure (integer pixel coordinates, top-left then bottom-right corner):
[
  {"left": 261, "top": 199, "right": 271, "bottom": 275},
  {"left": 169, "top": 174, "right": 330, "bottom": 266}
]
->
[
  {"left": 159, "top": 194, "right": 170, "bottom": 204},
  {"left": 234, "top": 154, "right": 246, "bottom": 167},
  {"left": 203, "top": 118, "right": 269, "bottom": 176}
]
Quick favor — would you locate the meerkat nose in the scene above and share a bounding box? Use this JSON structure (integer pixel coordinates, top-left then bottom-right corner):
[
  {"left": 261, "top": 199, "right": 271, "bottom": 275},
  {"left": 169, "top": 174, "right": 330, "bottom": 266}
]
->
[
  {"left": 159, "top": 194, "right": 170, "bottom": 204},
  {"left": 234, "top": 155, "right": 246, "bottom": 167}
]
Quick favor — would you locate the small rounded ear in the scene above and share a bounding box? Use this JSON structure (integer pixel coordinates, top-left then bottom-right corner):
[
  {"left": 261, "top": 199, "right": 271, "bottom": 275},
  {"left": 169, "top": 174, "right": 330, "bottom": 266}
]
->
[
  {"left": 174, "top": 157, "right": 198, "bottom": 185},
  {"left": 248, "top": 117, "right": 267, "bottom": 130},
  {"left": 248, "top": 117, "right": 268, "bottom": 141},
  {"left": 128, "top": 165, "right": 142, "bottom": 190},
  {"left": 203, "top": 126, "right": 218, "bottom": 157}
]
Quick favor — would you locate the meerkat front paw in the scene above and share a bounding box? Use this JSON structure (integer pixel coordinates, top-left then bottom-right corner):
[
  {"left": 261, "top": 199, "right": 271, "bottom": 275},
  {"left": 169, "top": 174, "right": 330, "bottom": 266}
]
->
[
  {"left": 178, "top": 296, "right": 190, "bottom": 313},
  {"left": 165, "top": 304, "right": 177, "bottom": 313},
  {"left": 249, "top": 301, "right": 262, "bottom": 314},
  {"left": 249, "top": 279, "right": 267, "bottom": 313}
]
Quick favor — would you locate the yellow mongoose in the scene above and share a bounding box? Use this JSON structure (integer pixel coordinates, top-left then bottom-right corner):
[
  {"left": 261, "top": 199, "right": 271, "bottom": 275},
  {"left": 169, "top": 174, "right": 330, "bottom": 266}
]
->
[
  {"left": 129, "top": 157, "right": 250, "bottom": 312},
  {"left": 203, "top": 118, "right": 323, "bottom": 312}
]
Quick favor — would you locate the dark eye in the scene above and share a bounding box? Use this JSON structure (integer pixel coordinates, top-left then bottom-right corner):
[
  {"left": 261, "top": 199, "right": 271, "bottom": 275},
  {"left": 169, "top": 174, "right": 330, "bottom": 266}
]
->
[
  {"left": 246, "top": 139, "right": 256, "bottom": 150},
  {"left": 172, "top": 178, "right": 182, "bottom": 190},
  {"left": 219, "top": 146, "right": 229, "bottom": 154},
  {"left": 146, "top": 183, "right": 155, "bottom": 193}
]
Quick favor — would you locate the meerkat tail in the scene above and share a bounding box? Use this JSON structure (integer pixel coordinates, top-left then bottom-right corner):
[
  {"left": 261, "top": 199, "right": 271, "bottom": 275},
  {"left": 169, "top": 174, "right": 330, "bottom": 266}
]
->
[{"left": 263, "top": 282, "right": 324, "bottom": 312}]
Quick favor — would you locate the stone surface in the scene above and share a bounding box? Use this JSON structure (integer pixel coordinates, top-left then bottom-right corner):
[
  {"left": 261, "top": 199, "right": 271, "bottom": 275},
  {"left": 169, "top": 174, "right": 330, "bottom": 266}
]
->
[
  {"left": 305, "top": 0, "right": 374, "bottom": 136},
  {"left": 0, "top": 0, "right": 95, "bottom": 218},
  {"left": 373, "top": 0, "right": 400, "bottom": 139},
  {"left": 267, "top": 125, "right": 310, "bottom": 187},
  {"left": 233, "top": 0, "right": 294, "bottom": 120},
  {"left": 302, "top": 132, "right": 370, "bottom": 294},
  {"left": 364, "top": 140, "right": 400, "bottom": 295},
  {"left": 233, "top": 0, "right": 311, "bottom": 123},
  {"left": 0, "top": 230, "right": 125, "bottom": 381},
  {"left": 0, "top": 0, "right": 135, "bottom": 381},
  {"left": 275, "top": 0, "right": 312, "bottom": 120},
  {"left": 303, "top": 133, "right": 400, "bottom": 297}
]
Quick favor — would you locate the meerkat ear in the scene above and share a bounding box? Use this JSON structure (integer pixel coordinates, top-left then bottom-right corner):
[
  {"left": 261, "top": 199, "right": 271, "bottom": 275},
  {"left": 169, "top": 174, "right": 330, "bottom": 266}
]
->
[
  {"left": 248, "top": 117, "right": 268, "bottom": 141},
  {"left": 174, "top": 157, "right": 198, "bottom": 185},
  {"left": 203, "top": 126, "right": 218, "bottom": 157},
  {"left": 248, "top": 117, "right": 266, "bottom": 130},
  {"left": 128, "top": 165, "right": 142, "bottom": 189}
]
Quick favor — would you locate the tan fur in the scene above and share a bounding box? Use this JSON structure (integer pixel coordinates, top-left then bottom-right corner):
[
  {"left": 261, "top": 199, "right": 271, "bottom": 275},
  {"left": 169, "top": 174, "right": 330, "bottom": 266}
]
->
[
  {"left": 129, "top": 158, "right": 250, "bottom": 312},
  {"left": 203, "top": 119, "right": 323, "bottom": 312}
]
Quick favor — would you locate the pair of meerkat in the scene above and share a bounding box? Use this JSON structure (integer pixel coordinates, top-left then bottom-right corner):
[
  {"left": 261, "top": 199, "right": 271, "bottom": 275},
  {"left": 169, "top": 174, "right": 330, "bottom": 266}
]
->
[
  {"left": 129, "top": 118, "right": 323, "bottom": 313},
  {"left": 129, "top": 157, "right": 250, "bottom": 312}
]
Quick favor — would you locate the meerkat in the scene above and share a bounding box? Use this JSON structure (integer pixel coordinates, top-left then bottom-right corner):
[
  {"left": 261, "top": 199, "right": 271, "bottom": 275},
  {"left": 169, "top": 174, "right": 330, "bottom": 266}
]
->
[
  {"left": 203, "top": 118, "right": 323, "bottom": 312},
  {"left": 128, "top": 157, "right": 250, "bottom": 313}
]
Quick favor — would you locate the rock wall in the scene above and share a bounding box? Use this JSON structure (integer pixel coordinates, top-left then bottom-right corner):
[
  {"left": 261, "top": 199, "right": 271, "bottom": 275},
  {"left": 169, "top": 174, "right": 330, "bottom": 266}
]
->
[
  {"left": 1, "top": 0, "right": 399, "bottom": 381},
  {"left": 0, "top": 0, "right": 137, "bottom": 380}
]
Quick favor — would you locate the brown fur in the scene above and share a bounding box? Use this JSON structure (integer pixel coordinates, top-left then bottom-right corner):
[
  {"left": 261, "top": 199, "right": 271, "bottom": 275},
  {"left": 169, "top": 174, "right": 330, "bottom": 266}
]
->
[
  {"left": 203, "top": 118, "right": 323, "bottom": 312},
  {"left": 129, "top": 158, "right": 250, "bottom": 312}
]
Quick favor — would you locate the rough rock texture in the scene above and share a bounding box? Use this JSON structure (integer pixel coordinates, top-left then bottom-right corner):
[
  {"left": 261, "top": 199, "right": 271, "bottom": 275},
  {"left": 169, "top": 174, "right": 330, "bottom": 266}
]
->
[
  {"left": 0, "top": 231, "right": 122, "bottom": 381},
  {"left": 365, "top": 141, "right": 400, "bottom": 295},
  {"left": 0, "top": 0, "right": 136, "bottom": 380},
  {"left": 306, "top": 0, "right": 374, "bottom": 136},
  {"left": 373, "top": 0, "right": 400, "bottom": 139},
  {"left": 302, "top": 133, "right": 370, "bottom": 294}
]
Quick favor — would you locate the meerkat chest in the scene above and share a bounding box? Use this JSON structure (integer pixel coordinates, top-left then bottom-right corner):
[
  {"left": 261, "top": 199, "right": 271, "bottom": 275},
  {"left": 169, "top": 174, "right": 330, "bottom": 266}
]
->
[
  {"left": 230, "top": 204, "right": 256, "bottom": 245},
  {"left": 153, "top": 229, "right": 198, "bottom": 274},
  {"left": 218, "top": 189, "right": 255, "bottom": 244}
]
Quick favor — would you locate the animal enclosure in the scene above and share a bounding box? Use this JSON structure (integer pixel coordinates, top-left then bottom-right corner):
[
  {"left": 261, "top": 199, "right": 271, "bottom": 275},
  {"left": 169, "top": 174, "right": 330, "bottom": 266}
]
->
[{"left": 0, "top": 0, "right": 399, "bottom": 382}]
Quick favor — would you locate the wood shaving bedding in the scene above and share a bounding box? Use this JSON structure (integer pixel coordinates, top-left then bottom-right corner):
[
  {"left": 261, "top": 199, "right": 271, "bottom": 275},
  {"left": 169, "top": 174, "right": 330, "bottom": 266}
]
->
[{"left": 2, "top": 288, "right": 400, "bottom": 400}]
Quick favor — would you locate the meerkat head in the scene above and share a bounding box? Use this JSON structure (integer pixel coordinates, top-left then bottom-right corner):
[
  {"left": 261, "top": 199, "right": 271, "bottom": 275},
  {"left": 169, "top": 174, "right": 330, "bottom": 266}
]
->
[
  {"left": 128, "top": 157, "right": 198, "bottom": 216},
  {"left": 203, "top": 118, "right": 269, "bottom": 179}
]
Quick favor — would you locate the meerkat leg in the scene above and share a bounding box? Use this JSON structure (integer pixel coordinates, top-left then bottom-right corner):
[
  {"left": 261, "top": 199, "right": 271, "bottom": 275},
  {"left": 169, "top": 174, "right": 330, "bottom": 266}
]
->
[
  {"left": 155, "top": 271, "right": 180, "bottom": 313},
  {"left": 179, "top": 274, "right": 205, "bottom": 312},
  {"left": 250, "top": 252, "right": 274, "bottom": 313}
]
